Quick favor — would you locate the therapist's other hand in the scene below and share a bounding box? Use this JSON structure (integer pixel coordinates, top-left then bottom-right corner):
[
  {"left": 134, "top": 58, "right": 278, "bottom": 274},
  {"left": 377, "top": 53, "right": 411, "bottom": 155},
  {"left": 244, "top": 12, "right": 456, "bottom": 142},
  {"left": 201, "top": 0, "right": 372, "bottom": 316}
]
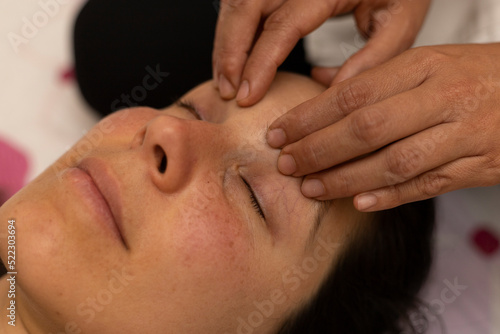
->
[
  {"left": 267, "top": 44, "right": 500, "bottom": 211},
  {"left": 212, "top": 0, "right": 430, "bottom": 106}
]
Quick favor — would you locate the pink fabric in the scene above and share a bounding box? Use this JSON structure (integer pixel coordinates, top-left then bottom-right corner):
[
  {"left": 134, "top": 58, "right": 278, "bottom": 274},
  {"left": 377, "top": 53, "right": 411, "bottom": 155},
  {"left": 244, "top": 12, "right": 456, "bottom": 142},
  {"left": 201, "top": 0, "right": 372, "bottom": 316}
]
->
[
  {"left": 471, "top": 227, "right": 500, "bottom": 256},
  {"left": 60, "top": 66, "right": 75, "bottom": 83},
  {"left": 0, "top": 137, "right": 29, "bottom": 205}
]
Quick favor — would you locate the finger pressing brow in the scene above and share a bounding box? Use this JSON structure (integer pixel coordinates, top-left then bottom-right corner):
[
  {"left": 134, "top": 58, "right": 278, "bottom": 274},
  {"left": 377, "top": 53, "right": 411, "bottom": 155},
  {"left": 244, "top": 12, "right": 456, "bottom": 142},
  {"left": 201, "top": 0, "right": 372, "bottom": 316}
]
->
[{"left": 268, "top": 49, "right": 430, "bottom": 147}]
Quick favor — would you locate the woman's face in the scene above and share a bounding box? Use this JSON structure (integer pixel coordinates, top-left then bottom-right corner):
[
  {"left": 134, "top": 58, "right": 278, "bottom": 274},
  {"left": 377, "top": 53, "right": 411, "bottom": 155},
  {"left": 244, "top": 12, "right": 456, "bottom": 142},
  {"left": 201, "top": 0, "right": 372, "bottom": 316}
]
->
[{"left": 0, "top": 73, "right": 363, "bottom": 334}]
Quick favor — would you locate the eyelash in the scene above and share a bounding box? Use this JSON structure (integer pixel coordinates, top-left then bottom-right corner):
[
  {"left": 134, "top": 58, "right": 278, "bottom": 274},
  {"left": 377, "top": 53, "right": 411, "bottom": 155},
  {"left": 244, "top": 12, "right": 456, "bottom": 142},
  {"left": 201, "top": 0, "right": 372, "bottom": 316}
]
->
[
  {"left": 177, "top": 99, "right": 202, "bottom": 120},
  {"left": 242, "top": 177, "right": 266, "bottom": 220}
]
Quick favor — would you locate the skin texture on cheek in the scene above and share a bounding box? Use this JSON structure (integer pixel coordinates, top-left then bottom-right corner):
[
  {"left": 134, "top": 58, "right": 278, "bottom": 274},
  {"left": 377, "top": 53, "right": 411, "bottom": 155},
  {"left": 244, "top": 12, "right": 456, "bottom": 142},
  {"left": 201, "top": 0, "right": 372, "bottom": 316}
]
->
[
  {"left": 135, "top": 188, "right": 260, "bottom": 332},
  {"left": 172, "top": 186, "right": 252, "bottom": 282}
]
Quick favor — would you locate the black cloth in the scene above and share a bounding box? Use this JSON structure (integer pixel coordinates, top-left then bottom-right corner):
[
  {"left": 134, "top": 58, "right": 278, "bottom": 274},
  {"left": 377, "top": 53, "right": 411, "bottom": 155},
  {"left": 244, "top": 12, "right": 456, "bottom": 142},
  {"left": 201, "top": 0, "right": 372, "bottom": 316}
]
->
[{"left": 73, "top": 0, "right": 311, "bottom": 116}]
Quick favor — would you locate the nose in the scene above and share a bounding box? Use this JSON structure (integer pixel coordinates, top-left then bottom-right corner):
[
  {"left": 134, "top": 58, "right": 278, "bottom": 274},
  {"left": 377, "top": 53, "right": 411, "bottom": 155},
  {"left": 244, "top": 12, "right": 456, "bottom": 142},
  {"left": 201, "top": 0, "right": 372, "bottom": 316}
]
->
[{"left": 139, "top": 114, "right": 203, "bottom": 193}]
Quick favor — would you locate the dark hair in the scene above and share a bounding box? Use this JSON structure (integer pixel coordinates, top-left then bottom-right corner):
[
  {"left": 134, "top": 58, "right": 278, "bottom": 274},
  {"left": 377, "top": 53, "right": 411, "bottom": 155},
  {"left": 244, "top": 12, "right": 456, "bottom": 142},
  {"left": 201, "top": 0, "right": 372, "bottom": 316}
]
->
[{"left": 278, "top": 199, "right": 435, "bottom": 334}]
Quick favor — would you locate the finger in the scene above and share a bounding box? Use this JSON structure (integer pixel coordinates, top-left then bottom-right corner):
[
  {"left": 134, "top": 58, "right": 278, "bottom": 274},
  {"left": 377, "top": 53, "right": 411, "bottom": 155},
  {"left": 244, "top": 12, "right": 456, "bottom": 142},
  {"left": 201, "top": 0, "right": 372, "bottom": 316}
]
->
[
  {"left": 353, "top": 155, "right": 492, "bottom": 212},
  {"left": 331, "top": 30, "right": 411, "bottom": 85},
  {"left": 300, "top": 122, "right": 468, "bottom": 200},
  {"left": 311, "top": 66, "right": 339, "bottom": 86},
  {"left": 236, "top": 0, "right": 337, "bottom": 107},
  {"left": 332, "top": 0, "right": 430, "bottom": 84},
  {"left": 213, "top": 0, "right": 269, "bottom": 99},
  {"left": 276, "top": 80, "right": 445, "bottom": 176},
  {"left": 267, "top": 47, "right": 431, "bottom": 148}
]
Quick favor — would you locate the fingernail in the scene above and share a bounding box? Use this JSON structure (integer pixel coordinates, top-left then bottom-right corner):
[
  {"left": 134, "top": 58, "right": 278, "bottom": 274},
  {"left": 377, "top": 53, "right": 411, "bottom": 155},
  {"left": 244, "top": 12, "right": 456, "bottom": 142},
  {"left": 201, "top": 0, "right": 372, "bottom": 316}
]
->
[
  {"left": 277, "top": 154, "right": 297, "bottom": 175},
  {"left": 301, "top": 179, "right": 325, "bottom": 198},
  {"left": 267, "top": 128, "right": 286, "bottom": 148},
  {"left": 219, "top": 74, "right": 235, "bottom": 98},
  {"left": 236, "top": 80, "right": 250, "bottom": 101},
  {"left": 356, "top": 194, "right": 378, "bottom": 211}
]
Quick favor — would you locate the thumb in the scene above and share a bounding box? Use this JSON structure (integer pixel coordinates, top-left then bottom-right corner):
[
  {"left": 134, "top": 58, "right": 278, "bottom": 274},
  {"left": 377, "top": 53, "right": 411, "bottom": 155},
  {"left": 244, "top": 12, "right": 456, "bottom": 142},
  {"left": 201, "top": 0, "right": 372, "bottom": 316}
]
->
[
  {"left": 331, "top": 38, "right": 393, "bottom": 85},
  {"left": 331, "top": 2, "right": 423, "bottom": 85},
  {"left": 311, "top": 67, "right": 340, "bottom": 86}
]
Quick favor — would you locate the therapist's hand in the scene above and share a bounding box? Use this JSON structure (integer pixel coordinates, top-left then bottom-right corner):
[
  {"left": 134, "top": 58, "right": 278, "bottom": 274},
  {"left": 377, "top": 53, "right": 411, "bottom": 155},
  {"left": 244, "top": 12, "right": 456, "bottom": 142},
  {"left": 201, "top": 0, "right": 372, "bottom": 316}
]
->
[
  {"left": 267, "top": 44, "right": 500, "bottom": 211},
  {"left": 213, "top": 0, "right": 431, "bottom": 106}
]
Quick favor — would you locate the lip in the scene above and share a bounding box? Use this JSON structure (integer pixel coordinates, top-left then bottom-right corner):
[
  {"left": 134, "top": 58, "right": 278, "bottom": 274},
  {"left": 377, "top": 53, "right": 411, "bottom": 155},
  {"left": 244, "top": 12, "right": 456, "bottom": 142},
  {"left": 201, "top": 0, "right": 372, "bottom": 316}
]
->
[{"left": 69, "top": 158, "right": 127, "bottom": 248}]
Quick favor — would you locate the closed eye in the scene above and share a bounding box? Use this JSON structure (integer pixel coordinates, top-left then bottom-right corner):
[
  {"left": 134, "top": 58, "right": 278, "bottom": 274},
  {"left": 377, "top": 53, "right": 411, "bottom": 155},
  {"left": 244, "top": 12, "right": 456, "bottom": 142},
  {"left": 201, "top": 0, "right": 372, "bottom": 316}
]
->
[
  {"left": 177, "top": 99, "right": 202, "bottom": 120},
  {"left": 241, "top": 177, "right": 266, "bottom": 221}
]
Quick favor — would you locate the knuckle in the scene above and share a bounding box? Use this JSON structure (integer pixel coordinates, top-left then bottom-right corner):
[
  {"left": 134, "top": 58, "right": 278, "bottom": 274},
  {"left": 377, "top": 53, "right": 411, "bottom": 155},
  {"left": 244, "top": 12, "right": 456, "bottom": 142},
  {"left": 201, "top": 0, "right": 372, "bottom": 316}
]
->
[
  {"left": 426, "top": 50, "right": 448, "bottom": 66},
  {"left": 480, "top": 154, "right": 500, "bottom": 185},
  {"left": 441, "top": 79, "right": 482, "bottom": 114},
  {"left": 412, "top": 47, "right": 450, "bottom": 69},
  {"left": 408, "top": 47, "right": 453, "bottom": 80},
  {"left": 439, "top": 75, "right": 475, "bottom": 98},
  {"left": 333, "top": 81, "right": 371, "bottom": 116},
  {"left": 264, "top": 8, "right": 302, "bottom": 40},
  {"left": 335, "top": 169, "right": 353, "bottom": 196},
  {"left": 350, "top": 108, "right": 387, "bottom": 147},
  {"left": 386, "top": 185, "right": 405, "bottom": 206},
  {"left": 416, "top": 172, "right": 449, "bottom": 198},
  {"left": 385, "top": 146, "right": 425, "bottom": 180}
]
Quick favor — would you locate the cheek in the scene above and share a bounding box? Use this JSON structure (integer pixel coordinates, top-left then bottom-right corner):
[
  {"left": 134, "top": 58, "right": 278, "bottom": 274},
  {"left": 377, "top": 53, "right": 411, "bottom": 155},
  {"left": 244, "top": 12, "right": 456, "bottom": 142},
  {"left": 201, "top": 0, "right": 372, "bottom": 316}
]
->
[
  {"left": 173, "top": 194, "right": 251, "bottom": 276},
  {"left": 154, "top": 179, "right": 259, "bottom": 304},
  {"left": 138, "top": 191, "right": 256, "bottom": 322}
]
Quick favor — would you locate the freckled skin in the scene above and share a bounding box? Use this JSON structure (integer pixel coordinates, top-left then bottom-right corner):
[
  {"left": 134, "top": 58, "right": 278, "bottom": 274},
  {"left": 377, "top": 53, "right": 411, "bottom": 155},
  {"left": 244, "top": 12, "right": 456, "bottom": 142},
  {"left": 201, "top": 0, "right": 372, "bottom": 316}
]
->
[{"left": 0, "top": 73, "right": 366, "bottom": 334}]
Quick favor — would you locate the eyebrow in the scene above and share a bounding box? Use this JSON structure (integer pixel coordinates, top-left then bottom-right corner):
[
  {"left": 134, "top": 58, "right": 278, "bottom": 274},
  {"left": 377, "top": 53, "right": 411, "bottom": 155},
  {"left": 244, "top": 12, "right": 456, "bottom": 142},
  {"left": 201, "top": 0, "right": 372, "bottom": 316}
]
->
[{"left": 307, "top": 200, "right": 333, "bottom": 249}]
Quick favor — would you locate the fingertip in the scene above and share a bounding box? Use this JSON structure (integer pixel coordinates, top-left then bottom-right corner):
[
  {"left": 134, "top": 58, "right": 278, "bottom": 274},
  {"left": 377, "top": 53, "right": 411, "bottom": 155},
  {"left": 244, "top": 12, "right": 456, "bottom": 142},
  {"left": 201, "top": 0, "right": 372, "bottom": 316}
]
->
[
  {"left": 311, "top": 67, "right": 340, "bottom": 86},
  {"left": 277, "top": 154, "right": 297, "bottom": 176},
  {"left": 331, "top": 46, "right": 381, "bottom": 85},
  {"left": 236, "top": 96, "right": 257, "bottom": 107},
  {"left": 237, "top": 54, "right": 279, "bottom": 106},
  {"left": 266, "top": 128, "right": 287, "bottom": 148},
  {"left": 236, "top": 80, "right": 250, "bottom": 102},
  {"left": 219, "top": 74, "right": 237, "bottom": 100},
  {"left": 236, "top": 81, "right": 266, "bottom": 107},
  {"left": 301, "top": 179, "right": 325, "bottom": 198},
  {"left": 354, "top": 193, "right": 379, "bottom": 212},
  {"left": 330, "top": 66, "right": 359, "bottom": 85},
  {"left": 332, "top": 36, "right": 403, "bottom": 85}
]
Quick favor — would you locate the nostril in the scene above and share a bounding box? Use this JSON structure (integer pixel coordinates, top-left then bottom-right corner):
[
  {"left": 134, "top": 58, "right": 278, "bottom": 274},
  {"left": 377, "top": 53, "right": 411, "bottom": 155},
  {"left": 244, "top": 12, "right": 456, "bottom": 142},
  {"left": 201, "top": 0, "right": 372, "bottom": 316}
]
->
[
  {"left": 159, "top": 154, "right": 167, "bottom": 174},
  {"left": 154, "top": 145, "right": 167, "bottom": 174}
]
